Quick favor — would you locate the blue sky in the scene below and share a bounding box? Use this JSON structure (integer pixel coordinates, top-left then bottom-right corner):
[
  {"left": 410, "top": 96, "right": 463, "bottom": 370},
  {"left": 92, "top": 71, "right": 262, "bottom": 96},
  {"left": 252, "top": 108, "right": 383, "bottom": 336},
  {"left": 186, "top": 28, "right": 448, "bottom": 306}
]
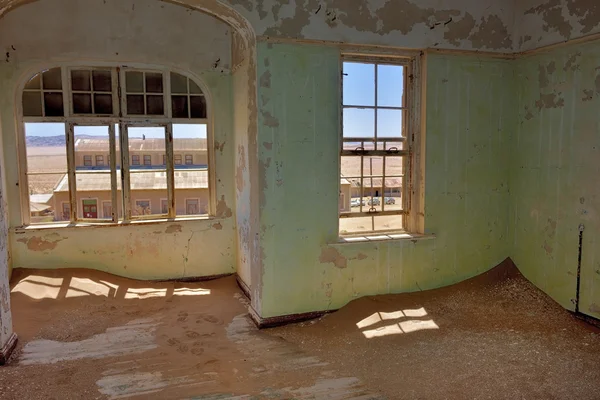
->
[
  {"left": 343, "top": 62, "right": 404, "bottom": 139},
  {"left": 25, "top": 123, "right": 207, "bottom": 139}
]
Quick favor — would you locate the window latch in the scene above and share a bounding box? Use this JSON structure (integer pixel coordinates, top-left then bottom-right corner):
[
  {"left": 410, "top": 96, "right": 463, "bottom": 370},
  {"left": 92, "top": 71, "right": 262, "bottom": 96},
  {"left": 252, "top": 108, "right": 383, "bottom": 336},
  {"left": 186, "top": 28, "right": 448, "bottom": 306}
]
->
[{"left": 387, "top": 147, "right": 400, "bottom": 154}]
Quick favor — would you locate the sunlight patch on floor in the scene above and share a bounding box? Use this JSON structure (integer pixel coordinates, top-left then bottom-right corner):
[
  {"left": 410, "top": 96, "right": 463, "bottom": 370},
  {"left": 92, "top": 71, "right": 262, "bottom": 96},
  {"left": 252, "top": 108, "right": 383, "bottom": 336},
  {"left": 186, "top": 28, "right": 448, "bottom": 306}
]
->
[{"left": 357, "top": 308, "right": 439, "bottom": 338}]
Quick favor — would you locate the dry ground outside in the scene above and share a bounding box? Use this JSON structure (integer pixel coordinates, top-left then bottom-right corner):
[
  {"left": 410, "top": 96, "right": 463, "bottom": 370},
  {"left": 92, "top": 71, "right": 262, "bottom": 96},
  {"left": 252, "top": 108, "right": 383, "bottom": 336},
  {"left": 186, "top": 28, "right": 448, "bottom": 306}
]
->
[{"left": 1, "top": 263, "right": 599, "bottom": 399}]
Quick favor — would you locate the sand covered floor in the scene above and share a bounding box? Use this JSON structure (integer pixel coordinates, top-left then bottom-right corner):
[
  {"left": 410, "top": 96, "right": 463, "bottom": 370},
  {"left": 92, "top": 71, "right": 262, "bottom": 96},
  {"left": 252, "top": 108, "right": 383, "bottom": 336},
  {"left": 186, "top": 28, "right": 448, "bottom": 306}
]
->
[{"left": 1, "top": 262, "right": 599, "bottom": 399}]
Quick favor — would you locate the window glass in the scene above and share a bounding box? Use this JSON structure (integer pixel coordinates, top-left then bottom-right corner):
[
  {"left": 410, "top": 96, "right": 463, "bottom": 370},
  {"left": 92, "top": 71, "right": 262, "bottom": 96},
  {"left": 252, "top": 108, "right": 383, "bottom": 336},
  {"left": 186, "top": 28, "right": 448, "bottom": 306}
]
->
[{"left": 173, "top": 124, "right": 208, "bottom": 216}]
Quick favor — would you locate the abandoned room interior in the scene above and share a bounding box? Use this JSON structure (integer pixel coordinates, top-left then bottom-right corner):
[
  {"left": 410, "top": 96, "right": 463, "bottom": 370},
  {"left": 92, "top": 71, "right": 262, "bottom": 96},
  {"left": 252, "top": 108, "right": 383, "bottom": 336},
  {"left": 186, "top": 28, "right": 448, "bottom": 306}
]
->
[{"left": 0, "top": 0, "right": 600, "bottom": 398}]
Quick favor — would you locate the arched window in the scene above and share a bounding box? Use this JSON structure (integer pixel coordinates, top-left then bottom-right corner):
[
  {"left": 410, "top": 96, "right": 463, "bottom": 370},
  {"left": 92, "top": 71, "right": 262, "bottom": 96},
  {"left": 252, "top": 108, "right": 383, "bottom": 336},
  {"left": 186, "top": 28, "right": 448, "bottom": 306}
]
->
[{"left": 20, "top": 66, "right": 211, "bottom": 224}]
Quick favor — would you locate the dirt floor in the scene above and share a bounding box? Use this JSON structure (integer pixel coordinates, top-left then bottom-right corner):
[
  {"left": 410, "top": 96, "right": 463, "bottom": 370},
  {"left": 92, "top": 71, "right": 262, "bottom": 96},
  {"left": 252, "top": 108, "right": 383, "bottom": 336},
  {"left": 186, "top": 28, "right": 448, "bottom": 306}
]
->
[{"left": 1, "top": 262, "right": 599, "bottom": 399}]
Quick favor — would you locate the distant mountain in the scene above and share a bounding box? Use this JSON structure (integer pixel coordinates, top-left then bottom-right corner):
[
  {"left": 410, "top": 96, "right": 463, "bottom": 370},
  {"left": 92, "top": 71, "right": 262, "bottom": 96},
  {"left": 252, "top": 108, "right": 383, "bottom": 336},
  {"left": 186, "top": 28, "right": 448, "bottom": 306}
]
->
[{"left": 26, "top": 135, "right": 99, "bottom": 147}]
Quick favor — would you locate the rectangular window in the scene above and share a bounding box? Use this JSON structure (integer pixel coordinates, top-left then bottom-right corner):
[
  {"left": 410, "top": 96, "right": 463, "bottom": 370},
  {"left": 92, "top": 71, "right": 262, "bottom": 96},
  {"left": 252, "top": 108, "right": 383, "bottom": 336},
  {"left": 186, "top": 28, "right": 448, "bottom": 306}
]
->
[
  {"left": 83, "top": 155, "right": 92, "bottom": 166},
  {"left": 186, "top": 199, "right": 199, "bottom": 215},
  {"left": 131, "top": 154, "right": 140, "bottom": 165},
  {"left": 174, "top": 154, "right": 182, "bottom": 165},
  {"left": 102, "top": 201, "right": 112, "bottom": 219},
  {"left": 161, "top": 198, "right": 168, "bottom": 214},
  {"left": 134, "top": 199, "right": 151, "bottom": 216},
  {"left": 185, "top": 154, "right": 193, "bottom": 165},
  {"left": 124, "top": 71, "right": 165, "bottom": 116},
  {"left": 340, "top": 59, "right": 412, "bottom": 236},
  {"left": 174, "top": 124, "right": 208, "bottom": 216},
  {"left": 162, "top": 154, "right": 167, "bottom": 165},
  {"left": 61, "top": 202, "right": 70, "bottom": 221},
  {"left": 95, "top": 155, "right": 104, "bottom": 166},
  {"left": 143, "top": 154, "right": 152, "bottom": 166},
  {"left": 70, "top": 68, "right": 115, "bottom": 115}
]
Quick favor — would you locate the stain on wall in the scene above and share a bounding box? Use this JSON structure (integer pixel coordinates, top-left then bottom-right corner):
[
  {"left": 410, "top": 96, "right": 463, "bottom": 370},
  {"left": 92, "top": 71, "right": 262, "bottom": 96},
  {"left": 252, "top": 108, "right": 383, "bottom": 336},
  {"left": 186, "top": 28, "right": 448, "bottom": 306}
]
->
[{"left": 511, "top": 41, "right": 600, "bottom": 320}]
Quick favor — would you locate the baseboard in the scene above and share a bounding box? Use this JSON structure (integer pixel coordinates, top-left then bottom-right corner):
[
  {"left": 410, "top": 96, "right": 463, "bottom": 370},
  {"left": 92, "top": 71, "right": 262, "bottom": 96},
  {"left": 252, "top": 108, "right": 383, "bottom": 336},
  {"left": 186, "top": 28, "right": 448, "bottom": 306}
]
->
[
  {"left": 572, "top": 312, "right": 600, "bottom": 329},
  {"left": 0, "top": 333, "right": 18, "bottom": 366},
  {"left": 248, "top": 306, "right": 334, "bottom": 329},
  {"left": 235, "top": 275, "right": 251, "bottom": 300}
]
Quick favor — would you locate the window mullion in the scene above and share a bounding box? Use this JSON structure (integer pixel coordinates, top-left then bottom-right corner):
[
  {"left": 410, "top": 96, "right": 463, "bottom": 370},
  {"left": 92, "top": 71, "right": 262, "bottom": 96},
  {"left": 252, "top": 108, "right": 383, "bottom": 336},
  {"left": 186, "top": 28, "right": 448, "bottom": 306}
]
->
[
  {"left": 121, "top": 124, "right": 132, "bottom": 221},
  {"left": 66, "top": 123, "right": 77, "bottom": 222},
  {"left": 108, "top": 124, "right": 118, "bottom": 222},
  {"left": 166, "top": 123, "right": 175, "bottom": 218}
]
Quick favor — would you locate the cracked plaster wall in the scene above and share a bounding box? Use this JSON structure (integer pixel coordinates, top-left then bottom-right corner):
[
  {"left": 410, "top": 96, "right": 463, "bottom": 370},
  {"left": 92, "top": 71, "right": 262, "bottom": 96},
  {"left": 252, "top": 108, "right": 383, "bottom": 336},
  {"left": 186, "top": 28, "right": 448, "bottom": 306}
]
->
[
  {"left": 0, "top": 0, "right": 238, "bottom": 280},
  {"left": 510, "top": 42, "right": 600, "bottom": 320}
]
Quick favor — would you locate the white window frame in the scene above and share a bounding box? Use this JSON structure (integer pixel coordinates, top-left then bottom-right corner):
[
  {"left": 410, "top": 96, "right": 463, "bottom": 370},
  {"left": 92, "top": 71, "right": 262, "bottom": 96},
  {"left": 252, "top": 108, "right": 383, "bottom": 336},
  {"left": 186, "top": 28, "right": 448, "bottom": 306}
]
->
[
  {"left": 339, "top": 53, "right": 423, "bottom": 236},
  {"left": 17, "top": 63, "right": 216, "bottom": 227}
]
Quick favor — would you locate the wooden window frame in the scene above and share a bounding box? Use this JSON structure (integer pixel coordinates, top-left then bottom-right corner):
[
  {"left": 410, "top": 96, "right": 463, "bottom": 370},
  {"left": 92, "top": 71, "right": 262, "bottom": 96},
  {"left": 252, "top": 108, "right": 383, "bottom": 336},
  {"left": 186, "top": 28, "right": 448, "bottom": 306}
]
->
[
  {"left": 339, "top": 53, "right": 423, "bottom": 236},
  {"left": 17, "top": 64, "right": 216, "bottom": 227}
]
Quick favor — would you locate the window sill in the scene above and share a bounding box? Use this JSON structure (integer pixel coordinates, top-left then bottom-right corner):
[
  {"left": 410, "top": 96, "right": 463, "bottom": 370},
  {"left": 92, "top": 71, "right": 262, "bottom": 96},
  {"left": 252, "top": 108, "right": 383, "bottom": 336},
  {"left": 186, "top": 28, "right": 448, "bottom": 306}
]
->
[
  {"left": 334, "top": 232, "right": 436, "bottom": 244},
  {"left": 13, "top": 215, "right": 217, "bottom": 233}
]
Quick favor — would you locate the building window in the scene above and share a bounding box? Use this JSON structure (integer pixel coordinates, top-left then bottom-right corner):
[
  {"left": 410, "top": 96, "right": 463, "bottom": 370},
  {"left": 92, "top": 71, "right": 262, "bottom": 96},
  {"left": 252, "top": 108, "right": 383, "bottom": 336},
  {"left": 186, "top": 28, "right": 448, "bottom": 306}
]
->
[
  {"left": 186, "top": 198, "right": 199, "bottom": 215},
  {"left": 134, "top": 200, "right": 151, "bottom": 216},
  {"left": 185, "top": 154, "right": 193, "bottom": 165},
  {"left": 340, "top": 57, "right": 418, "bottom": 235},
  {"left": 161, "top": 199, "right": 168, "bottom": 214},
  {"left": 20, "top": 66, "right": 211, "bottom": 225}
]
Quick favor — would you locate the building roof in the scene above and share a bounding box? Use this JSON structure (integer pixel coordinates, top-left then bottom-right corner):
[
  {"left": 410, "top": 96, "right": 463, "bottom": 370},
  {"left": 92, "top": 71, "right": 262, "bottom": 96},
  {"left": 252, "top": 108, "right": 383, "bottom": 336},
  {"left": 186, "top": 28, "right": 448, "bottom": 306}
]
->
[
  {"left": 30, "top": 193, "right": 53, "bottom": 204},
  {"left": 74, "top": 138, "right": 207, "bottom": 152},
  {"left": 54, "top": 170, "right": 208, "bottom": 192},
  {"left": 30, "top": 202, "right": 52, "bottom": 213}
]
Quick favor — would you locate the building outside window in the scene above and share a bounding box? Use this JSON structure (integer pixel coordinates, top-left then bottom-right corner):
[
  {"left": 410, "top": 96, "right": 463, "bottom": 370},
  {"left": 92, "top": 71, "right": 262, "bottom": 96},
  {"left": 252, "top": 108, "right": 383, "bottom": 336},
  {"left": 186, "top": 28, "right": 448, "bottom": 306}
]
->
[
  {"left": 131, "top": 155, "right": 140, "bottom": 166},
  {"left": 95, "top": 155, "right": 104, "bottom": 166},
  {"left": 143, "top": 154, "right": 151, "bottom": 166},
  {"left": 185, "top": 154, "right": 193, "bottom": 165},
  {"left": 83, "top": 155, "right": 92, "bottom": 166}
]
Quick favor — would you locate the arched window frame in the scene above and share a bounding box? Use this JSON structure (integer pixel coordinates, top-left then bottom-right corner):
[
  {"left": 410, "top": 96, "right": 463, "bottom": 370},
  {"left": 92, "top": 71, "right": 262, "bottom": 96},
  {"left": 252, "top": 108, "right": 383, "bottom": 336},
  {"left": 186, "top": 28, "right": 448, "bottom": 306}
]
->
[{"left": 16, "top": 63, "right": 215, "bottom": 226}]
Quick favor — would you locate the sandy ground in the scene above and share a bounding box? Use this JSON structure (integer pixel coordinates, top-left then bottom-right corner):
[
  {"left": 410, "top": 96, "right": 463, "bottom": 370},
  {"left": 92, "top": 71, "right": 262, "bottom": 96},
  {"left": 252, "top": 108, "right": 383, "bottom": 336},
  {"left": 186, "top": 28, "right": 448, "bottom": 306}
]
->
[{"left": 1, "top": 262, "right": 599, "bottom": 399}]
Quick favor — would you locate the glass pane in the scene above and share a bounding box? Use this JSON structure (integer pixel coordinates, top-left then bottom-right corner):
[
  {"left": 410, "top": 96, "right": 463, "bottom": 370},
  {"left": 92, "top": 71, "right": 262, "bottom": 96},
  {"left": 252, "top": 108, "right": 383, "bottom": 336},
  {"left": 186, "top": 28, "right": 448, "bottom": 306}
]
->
[
  {"left": 170, "top": 72, "right": 187, "bottom": 94},
  {"left": 74, "top": 125, "right": 110, "bottom": 171},
  {"left": 361, "top": 178, "right": 383, "bottom": 212},
  {"left": 145, "top": 72, "right": 163, "bottom": 93},
  {"left": 172, "top": 96, "right": 188, "bottom": 118},
  {"left": 25, "top": 123, "right": 67, "bottom": 174},
  {"left": 22, "top": 92, "right": 42, "bottom": 116},
  {"left": 94, "top": 94, "right": 113, "bottom": 114},
  {"left": 340, "top": 217, "right": 374, "bottom": 235},
  {"left": 374, "top": 215, "right": 403, "bottom": 231},
  {"left": 25, "top": 73, "right": 41, "bottom": 90},
  {"left": 71, "top": 70, "right": 91, "bottom": 91},
  {"left": 102, "top": 201, "right": 114, "bottom": 220},
  {"left": 126, "top": 95, "right": 144, "bottom": 115},
  {"left": 125, "top": 71, "right": 144, "bottom": 92},
  {"left": 342, "top": 140, "right": 375, "bottom": 151},
  {"left": 44, "top": 92, "right": 64, "bottom": 116},
  {"left": 362, "top": 156, "right": 384, "bottom": 176},
  {"left": 92, "top": 70, "right": 112, "bottom": 92},
  {"left": 73, "top": 93, "right": 92, "bottom": 114},
  {"left": 29, "top": 174, "right": 68, "bottom": 223},
  {"left": 146, "top": 95, "right": 164, "bottom": 115},
  {"left": 339, "top": 215, "right": 403, "bottom": 235},
  {"left": 377, "top": 109, "right": 403, "bottom": 138},
  {"left": 383, "top": 141, "right": 404, "bottom": 151},
  {"left": 25, "top": 122, "right": 67, "bottom": 224},
  {"left": 343, "top": 108, "right": 374, "bottom": 138},
  {"left": 341, "top": 156, "right": 362, "bottom": 179},
  {"left": 385, "top": 156, "right": 404, "bottom": 178},
  {"left": 189, "top": 79, "right": 203, "bottom": 94},
  {"left": 343, "top": 62, "right": 375, "bottom": 106},
  {"left": 190, "top": 96, "right": 207, "bottom": 118},
  {"left": 377, "top": 64, "right": 404, "bottom": 107},
  {"left": 42, "top": 68, "right": 62, "bottom": 90},
  {"left": 173, "top": 124, "right": 208, "bottom": 216}
]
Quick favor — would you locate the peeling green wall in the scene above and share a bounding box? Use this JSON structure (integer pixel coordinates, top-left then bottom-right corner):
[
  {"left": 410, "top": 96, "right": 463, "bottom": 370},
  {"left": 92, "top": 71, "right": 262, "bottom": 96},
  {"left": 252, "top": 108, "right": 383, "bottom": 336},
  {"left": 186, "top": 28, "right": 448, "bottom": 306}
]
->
[
  {"left": 256, "top": 43, "right": 514, "bottom": 318},
  {"left": 511, "top": 43, "right": 600, "bottom": 319}
]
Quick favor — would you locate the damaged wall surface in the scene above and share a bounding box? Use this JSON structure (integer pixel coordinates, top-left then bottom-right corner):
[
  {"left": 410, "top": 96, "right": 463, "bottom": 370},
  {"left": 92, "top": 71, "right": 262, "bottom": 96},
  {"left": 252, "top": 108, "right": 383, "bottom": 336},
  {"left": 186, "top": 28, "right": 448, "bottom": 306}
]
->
[
  {"left": 0, "top": 0, "right": 238, "bottom": 279},
  {"left": 510, "top": 42, "right": 600, "bottom": 320},
  {"left": 256, "top": 43, "right": 513, "bottom": 318},
  {"left": 516, "top": 0, "right": 600, "bottom": 52}
]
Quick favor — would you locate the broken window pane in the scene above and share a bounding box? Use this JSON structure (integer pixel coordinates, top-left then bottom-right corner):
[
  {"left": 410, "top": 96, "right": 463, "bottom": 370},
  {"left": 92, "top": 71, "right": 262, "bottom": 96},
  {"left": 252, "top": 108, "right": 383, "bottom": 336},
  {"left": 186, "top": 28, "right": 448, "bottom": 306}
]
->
[
  {"left": 22, "top": 92, "right": 42, "bottom": 117},
  {"left": 343, "top": 62, "right": 375, "bottom": 107},
  {"left": 377, "top": 64, "right": 404, "bottom": 107}
]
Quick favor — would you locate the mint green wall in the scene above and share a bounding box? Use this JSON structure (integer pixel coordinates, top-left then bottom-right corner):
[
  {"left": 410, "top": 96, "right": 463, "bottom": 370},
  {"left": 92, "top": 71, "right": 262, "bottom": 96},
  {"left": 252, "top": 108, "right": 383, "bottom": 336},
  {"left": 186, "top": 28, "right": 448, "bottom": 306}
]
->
[
  {"left": 511, "top": 43, "right": 600, "bottom": 319},
  {"left": 256, "top": 43, "right": 514, "bottom": 318}
]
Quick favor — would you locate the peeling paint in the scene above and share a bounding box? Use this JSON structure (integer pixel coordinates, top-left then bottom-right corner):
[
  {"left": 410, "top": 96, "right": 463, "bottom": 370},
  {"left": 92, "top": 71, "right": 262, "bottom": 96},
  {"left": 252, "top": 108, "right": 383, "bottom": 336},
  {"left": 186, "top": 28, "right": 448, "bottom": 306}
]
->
[
  {"left": 165, "top": 224, "right": 182, "bottom": 234},
  {"left": 215, "top": 195, "right": 233, "bottom": 218},
  {"left": 259, "top": 70, "right": 271, "bottom": 88},
  {"left": 564, "top": 52, "right": 581, "bottom": 71},
  {"left": 319, "top": 247, "right": 347, "bottom": 269},
  {"left": 212, "top": 222, "right": 223, "bottom": 230},
  {"left": 17, "top": 235, "right": 64, "bottom": 251},
  {"left": 535, "top": 92, "right": 565, "bottom": 110},
  {"left": 261, "top": 110, "right": 280, "bottom": 127},
  {"left": 262, "top": 141, "right": 272, "bottom": 150}
]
